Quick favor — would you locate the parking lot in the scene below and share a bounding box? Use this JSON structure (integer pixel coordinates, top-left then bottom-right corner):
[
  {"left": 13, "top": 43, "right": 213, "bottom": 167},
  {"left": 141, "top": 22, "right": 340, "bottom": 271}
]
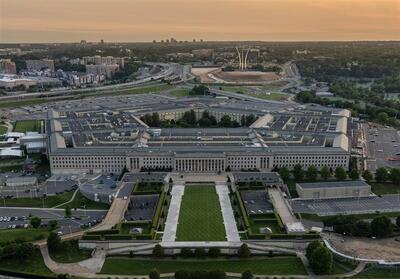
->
[
  {"left": 291, "top": 194, "right": 400, "bottom": 216},
  {"left": 125, "top": 194, "right": 159, "bottom": 221},
  {"left": 240, "top": 190, "right": 274, "bottom": 215},
  {"left": 0, "top": 207, "right": 107, "bottom": 234},
  {"left": 365, "top": 125, "right": 400, "bottom": 171}
]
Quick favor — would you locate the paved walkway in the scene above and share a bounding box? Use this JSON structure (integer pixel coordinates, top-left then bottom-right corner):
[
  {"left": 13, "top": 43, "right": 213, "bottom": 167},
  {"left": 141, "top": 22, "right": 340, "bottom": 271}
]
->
[
  {"left": 162, "top": 182, "right": 185, "bottom": 243},
  {"left": 215, "top": 182, "right": 240, "bottom": 242},
  {"left": 40, "top": 245, "right": 106, "bottom": 278}
]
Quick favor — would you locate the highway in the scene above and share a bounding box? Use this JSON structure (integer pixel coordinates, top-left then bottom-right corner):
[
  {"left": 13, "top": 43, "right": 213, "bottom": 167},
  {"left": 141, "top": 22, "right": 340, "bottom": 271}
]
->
[{"left": 0, "top": 63, "right": 185, "bottom": 102}]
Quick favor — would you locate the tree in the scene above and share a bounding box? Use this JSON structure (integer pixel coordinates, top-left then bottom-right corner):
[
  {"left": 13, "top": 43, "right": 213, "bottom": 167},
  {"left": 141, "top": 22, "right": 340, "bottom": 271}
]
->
[
  {"left": 278, "top": 166, "right": 290, "bottom": 182},
  {"left": 306, "top": 240, "right": 322, "bottom": 259},
  {"left": 152, "top": 244, "right": 164, "bottom": 258},
  {"left": 306, "top": 165, "right": 318, "bottom": 182},
  {"left": 220, "top": 115, "right": 233, "bottom": 127},
  {"left": 293, "top": 164, "right": 304, "bottom": 182},
  {"left": 194, "top": 248, "right": 206, "bottom": 258},
  {"left": 30, "top": 216, "right": 41, "bottom": 229},
  {"left": 175, "top": 270, "right": 190, "bottom": 279},
  {"left": 237, "top": 244, "right": 251, "bottom": 258},
  {"left": 349, "top": 169, "right": 360, "bottom": 180},
  {"left": 362, "top": 170, "right": 373, "bottom": 183},
  {"left": 371, "top": 216, "right": 393, "bottom": 237},
  {"left": 181, "top": 248, "right": 193, "bottom": 257},
  {"left": 47, "top": 232, "right": 62, "bottom": 252},
  {"left": 389, "top": 168, "right": 400, "bottom": 186},
  {"left": 354, "top": 220, "right": 371, "bottom": 237},
  {"left": 208, "top": 247, "right": 221, "bottom": 257},
  {"left": 396, "top": 216, "right": 400, "bottom": 228},
  {"left": 320, "top": 166, "right": 331, "bottom": 181},
  {"left": 241, "top": 270, "right": 253, "bottom": 279},
  {"left": 15, "top": 243, "right": 35, "bottom": 260},
  {"left": 335, "top": 167, "right": 347, "bottom": 181},
  {"left": 149, "top": 268, "right": 160, "bottom": 279},
  {"left": 377, "top": 112, "right": 389, "bottom": 124},
  {"left": 48, "top": 220, "right": 58, "bottom": 230},
  {"left": 64, "top": 206, "right": 72, "bottom": 218},
  {"left": 309, "top": 246, "right": 333, "bottom": 275},
  {"left": 375, "top": 167, "right": 388, "bottom": 183}
]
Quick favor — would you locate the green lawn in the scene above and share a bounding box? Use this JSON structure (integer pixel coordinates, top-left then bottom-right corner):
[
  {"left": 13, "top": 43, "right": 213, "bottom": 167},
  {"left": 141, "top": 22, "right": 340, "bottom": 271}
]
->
[
  {"left": 0, "top": 125, "right": 8, "bottom": 135},
  {"left": 353, "top": 266, "right": 400, "bottom": 278},
  {"left": 0, "top": 228, "right": 50, "bottom": 244},
  {"left": 0, "top": 99, "right": 49, "bottom": 109},
  {"left": 331, "top": 258, "right": 358, "bottom": 275},
  {"left": 91, "top": 84, "right": 173, "bottom": 97},
  {"left": 49, "top": 240, "right": 92, "bottom": 263},
  {"left": 176, "top": 184, "right": 226, "bottom": 241},
  {"left": 59, "top": 191, "right": 110, "bottom": 210},
  {"left": 371, "top": 182, "right": 400, "bottom": 195},
  {"left": 169, "top": 88, "right": 191, "bottom": 98},
  {"left": 249, "top": 218, "right": 281, "bottom": 234},
  {"left": 100, "top": 257, "right": 307, "bottom": 275},
  {"left": 13, "top": 120, "right": 42, "bottom": 133},
  {"left": 2, "top": 191, "right": 74, "bottom": 208},
  {"left": 134, "top": 183, "right": 163, "bottom": 193},
  {"left": 0, "top": 248, "right": 54, "bottom": 277}
]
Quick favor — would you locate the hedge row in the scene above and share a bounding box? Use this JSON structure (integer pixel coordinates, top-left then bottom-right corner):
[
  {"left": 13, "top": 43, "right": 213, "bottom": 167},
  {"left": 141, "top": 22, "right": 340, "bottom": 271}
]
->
[
  {"left": 103, "top": 234, "right": 132, "bottom": 240},
  {"left": 86, "top": 229, "right": 119, "bottom": 235},
  {"left": 252, "top": 218, "right": 278, "bottom": 224},
  {"left": 0, "top": 269, "right": 56, "bottom": 279},
  {"left": 270, "top": 234, "right": 320, "bottom": 240},
  {"left": 81, "top": 235, "right": 102, "bottom": 240},
  {"left": 235, "top": 191, "right": 250, "bottom": 231},
  {"left": 248, "top": 234, "right": 266, "bottom": 239},
  {"left": 135, "top": 234, "right": 153, "bottom": 240},
  {"left": 151, "top": 191, "right": 166, "bottom": 230}
]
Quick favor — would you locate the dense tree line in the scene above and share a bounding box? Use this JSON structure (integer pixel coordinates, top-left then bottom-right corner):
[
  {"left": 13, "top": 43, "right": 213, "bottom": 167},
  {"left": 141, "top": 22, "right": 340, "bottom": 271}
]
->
[
  {"left": 324, "top": 215, "right": 396, "bottom": 238},
  {"left": 295, "top": 91, "right": 400, "bottom": 127},
  {"left": 141, "top": 110, "right": 257, "bottom": 128}
]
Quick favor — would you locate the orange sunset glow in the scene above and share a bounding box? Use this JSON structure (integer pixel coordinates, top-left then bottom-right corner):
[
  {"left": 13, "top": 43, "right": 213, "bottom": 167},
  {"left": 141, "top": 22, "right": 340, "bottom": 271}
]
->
[{"left": 1, "top": 0, "right": 399, "bottom": 42}]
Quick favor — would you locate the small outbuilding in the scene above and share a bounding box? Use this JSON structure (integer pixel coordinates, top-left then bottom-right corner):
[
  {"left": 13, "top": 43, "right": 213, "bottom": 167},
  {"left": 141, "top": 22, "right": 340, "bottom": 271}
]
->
[{"left": 296, "top": 180, "right": 371, "bottom": 199}]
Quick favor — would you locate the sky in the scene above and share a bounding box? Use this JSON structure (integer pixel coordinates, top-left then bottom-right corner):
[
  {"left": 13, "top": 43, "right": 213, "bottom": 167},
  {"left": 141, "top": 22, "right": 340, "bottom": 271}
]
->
[{"left": 1, "top": 0, "right": 399, "bottom": 43}]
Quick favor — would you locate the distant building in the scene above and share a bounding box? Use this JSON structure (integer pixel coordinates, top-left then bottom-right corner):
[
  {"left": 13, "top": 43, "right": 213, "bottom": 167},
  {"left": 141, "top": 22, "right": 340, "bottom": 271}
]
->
[
  {"left": 192, "top": 49, "right": 214, "bottom": 59},
  {"left": 68, "top": 73, "right": 105, "bottom": 87},
  {"left": 86, "top": 64, "right": 119, "bottom": 79},
  {"left": 0, "top": 59, "right": 17, "bottom": 74},
  {"left": 0, "top": 75, "right": 37, "bottom": 89},
  {"left": 82, "top": 56, "right": 124, "bottom": 68},
  {"left": 296, "top": 180, "right": 371, "bottom": 199},
  {"left": 26, "top": 59, "right": 55, "bottom": 72}
]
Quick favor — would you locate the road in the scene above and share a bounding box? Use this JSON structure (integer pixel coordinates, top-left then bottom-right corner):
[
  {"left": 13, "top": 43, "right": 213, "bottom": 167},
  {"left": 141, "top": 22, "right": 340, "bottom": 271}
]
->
[{"left": 0, "top": 63, "right": 185, "bottom": 102}]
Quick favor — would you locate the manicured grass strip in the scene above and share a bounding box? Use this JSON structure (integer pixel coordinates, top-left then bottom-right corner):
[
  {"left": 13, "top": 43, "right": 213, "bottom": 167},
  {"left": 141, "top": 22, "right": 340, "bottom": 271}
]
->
[
  {"left": 59, "top": 191, "right": 109, "bottom": 210},
  {"left": 0, "top": 125, "right": 8, "bottom": 135},
  {"left": 354, "top": 265, "right": 400, "bottom": 278},
  {"left": 169, "top": 88, "right": 191, "bottom": 98},
  {"left": 0, "top": 99, "right": 49, "bottom": 109},
  {"left": 371, "top": 182, "right": 400, "bottom": 195},
  {"left": 0, "top": 248, "right": 54, "bottom": 277},
  {"left": 13, "top": 120, "right": 42, "bottom": 133},
  {"left": 0, "top": 228, "right": 50, "bottom": 244},
  {"left": 49, "top": 240, "right": 92, "bottom": 263},
  {"left": 1, "top": 191, "right": 74, "bottom": 208},
  {"left": 176, "top": 185, "right": 226, "bottom": 241},
  {"left": 100, "top": 257, "right": 307, "bottom": 275}
]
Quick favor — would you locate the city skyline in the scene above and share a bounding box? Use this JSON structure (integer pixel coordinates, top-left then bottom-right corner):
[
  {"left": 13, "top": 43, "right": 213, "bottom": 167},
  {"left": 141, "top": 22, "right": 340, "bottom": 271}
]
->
[{"left": 1, "top": 0, "right": 400, "bottom": 43}]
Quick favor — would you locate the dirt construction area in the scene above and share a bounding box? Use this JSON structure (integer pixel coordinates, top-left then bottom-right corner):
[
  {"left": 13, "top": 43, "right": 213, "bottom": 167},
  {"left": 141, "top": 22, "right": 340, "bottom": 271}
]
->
[
  {"left": 326, "top": 232, "right": 400, "bottom": 262},
  {"left": 191, "top": 67, "right": 280, "bottom": 84},
  {"left": 213, "top": 70, "right": 280, "bottom": 83}
]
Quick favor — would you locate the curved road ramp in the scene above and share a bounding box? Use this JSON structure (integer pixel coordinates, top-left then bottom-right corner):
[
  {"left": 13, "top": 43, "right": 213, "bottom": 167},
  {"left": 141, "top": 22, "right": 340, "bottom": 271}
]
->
[{"left": 268, "top": 188, "right": 306, "bottom": 234}]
